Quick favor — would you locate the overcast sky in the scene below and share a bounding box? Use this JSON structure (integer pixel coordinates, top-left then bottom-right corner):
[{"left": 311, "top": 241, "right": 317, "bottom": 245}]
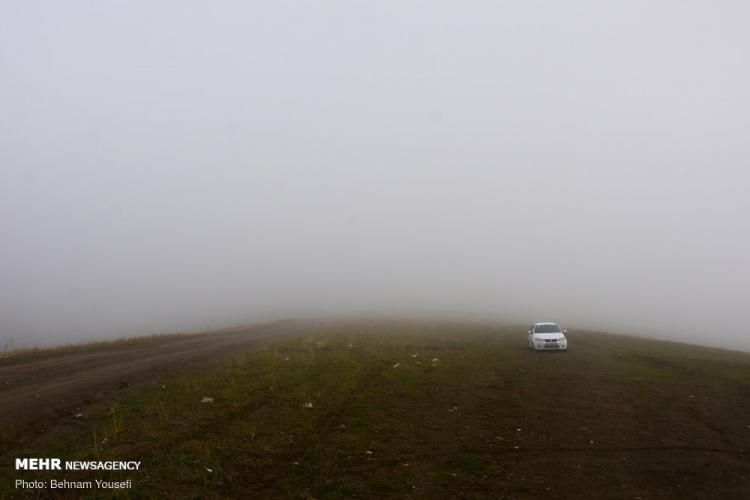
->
[{"left": 1, "top": 1, "right": 748, "bottom": 349}]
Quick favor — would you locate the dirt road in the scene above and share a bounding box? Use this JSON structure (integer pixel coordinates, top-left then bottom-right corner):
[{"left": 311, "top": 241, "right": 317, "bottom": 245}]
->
[{"left": 0, "top": 321, "right": 308, "bottom": 449}]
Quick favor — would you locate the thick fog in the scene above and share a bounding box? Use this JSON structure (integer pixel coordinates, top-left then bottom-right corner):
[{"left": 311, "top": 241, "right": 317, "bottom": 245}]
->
[{"left": 1, "top": 2, "right": 748, "bottom": 350}]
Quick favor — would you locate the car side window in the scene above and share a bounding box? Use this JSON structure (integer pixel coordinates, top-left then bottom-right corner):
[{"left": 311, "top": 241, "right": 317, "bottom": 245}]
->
[{"left": 530, "top": 325, "right": 535, "bottom": 334}]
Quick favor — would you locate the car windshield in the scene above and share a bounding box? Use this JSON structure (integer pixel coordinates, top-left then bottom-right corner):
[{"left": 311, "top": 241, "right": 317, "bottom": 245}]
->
[{"left": 535, "top": 324, "right": 561, "bottom": 333}]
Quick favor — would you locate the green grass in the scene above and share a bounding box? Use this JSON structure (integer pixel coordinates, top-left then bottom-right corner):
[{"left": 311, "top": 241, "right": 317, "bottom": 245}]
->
[{"left": 4, "top": 323, "right": 750, "bottom": 499}]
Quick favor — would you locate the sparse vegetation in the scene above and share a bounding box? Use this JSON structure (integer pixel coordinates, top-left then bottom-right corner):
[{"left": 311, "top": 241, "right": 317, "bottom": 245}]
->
[
  {"left": 0, "top": 333, "right": 188, "bottom": 362},
  {"left": 0, "top": 324, "right": 261, "bottom": 363},
  {"left": 3, "top": 322, "right": 750, "bottom": 498}
]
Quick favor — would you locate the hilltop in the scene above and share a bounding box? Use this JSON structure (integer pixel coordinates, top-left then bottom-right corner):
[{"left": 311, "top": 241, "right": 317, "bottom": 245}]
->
[{"left": 3, "top": 321, "right": 750, "bottom": 498}]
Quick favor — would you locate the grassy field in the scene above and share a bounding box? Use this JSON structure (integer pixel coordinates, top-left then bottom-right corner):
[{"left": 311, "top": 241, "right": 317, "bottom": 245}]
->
[{"left": 3, "top": 322, "right": 750, "bottom": 498}]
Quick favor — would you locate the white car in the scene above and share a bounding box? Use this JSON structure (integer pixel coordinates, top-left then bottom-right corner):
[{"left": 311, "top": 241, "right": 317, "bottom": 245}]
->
[{"left": 528, "top": 322, "right": 568, "bottom": 351}]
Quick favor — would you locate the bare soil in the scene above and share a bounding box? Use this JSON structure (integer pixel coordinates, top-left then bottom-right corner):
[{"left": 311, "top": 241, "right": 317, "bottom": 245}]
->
[
  {"left": 3, "top": 322, "right": 750, "bottom": 498},
  {"left": 0, "top": 321, "right": 307, "bottom": 452}
]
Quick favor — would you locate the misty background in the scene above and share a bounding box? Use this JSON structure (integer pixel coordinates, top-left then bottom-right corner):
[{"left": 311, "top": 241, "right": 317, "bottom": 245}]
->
[{"left": 1, "top": 1, "right": 748, "bottom": 350}]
